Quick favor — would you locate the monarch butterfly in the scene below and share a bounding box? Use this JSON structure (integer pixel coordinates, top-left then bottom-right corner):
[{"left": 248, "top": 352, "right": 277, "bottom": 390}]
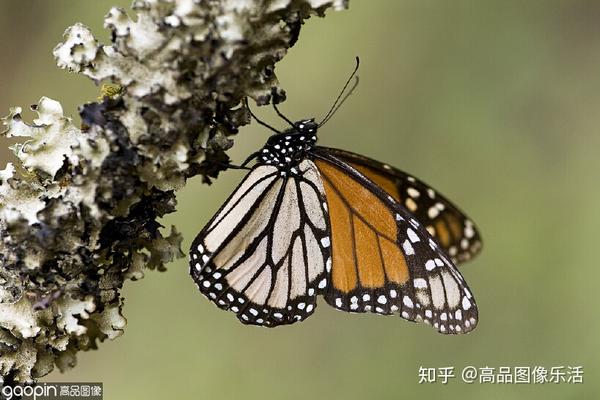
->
[{"left": 189, "top": 59, "right": 482, "bottom": 334}]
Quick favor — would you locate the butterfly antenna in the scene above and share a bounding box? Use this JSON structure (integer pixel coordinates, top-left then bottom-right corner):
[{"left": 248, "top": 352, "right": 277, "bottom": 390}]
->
[
  {"left": 318, "top": 56, "right": 360, "bottom": 127},
  {"left": 319, "top": 76, "right": 359, "bottom": 127},
  {"left": 243, "top": 98, "right": 282, "bottom": 134}
]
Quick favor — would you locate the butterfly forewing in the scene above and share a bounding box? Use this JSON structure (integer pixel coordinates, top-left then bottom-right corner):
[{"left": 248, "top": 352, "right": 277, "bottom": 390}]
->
[
  {"left": 317, "top": 147, "right": 482, "bottom": 264},
  {"left": 190, "top": 161, "right": 331, "bottom": 327},
  {"left": 312, "top": 150, "right": 478, "bottom": 334}
]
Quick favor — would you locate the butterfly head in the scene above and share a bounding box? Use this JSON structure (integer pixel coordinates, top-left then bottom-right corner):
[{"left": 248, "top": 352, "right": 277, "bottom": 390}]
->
[{"left": 258, "top": 119, "right": 318, "bottom": 170}]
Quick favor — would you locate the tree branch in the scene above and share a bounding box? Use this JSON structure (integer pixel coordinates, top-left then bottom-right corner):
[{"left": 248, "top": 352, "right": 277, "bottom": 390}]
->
[{"left": 0, "top": 0, "right": 347, "bottom": 384}]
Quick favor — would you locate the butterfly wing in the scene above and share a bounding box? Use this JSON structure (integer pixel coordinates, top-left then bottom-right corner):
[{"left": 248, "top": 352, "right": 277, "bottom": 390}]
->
[
  {"left": 317, "top": 147, "right": 482, "bottom": 264},
  {"left": 312, "top": 149, "right": 478, "bottom": 334},
  {"left": 189, "top": 161, "right": 331, "bottom": 327}
]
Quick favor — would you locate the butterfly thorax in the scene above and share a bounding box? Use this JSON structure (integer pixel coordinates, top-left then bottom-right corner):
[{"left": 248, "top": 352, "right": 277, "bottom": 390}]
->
[{"left": 258, "top": 119, "right": 318, "bottom": 172}]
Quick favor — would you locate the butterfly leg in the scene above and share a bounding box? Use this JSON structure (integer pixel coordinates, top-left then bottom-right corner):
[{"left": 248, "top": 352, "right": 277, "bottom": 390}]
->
[{"left": 240, "top": 151, "right": 261, "bottom": 168}]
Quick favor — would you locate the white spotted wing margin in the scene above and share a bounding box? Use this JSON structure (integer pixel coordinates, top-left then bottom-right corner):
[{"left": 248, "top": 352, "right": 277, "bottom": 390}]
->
[
  {"left": 311, "top": 150, "right": 478, "bottom": 334},
  {"left": 189, "top": 161, "right": 332, "bottom": 327}
]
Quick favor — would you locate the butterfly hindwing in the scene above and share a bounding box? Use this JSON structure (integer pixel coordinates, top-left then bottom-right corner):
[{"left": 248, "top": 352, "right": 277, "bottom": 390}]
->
[
  {"left": 189, "top": 161, "right": 331, "bottom": 327},
  {"left": 317, "top": 147, "right": 482, "bottom": 264},
  {"left": 313, "top": 150, "right": 478, "bottom": 334}
]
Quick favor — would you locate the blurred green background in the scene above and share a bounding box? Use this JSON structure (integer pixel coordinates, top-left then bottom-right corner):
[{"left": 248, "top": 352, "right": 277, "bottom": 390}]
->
[{"left": 1, "top": 1, "right": 598, "bottom": 399}]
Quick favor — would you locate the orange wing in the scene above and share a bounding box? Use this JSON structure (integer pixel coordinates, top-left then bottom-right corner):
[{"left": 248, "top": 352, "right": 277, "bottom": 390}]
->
[
  {"left": 314, "top": 154, "right": 478, "bottom": 334},
  {"left": 318, "top": 147, "right": 482, "bottom": 264}
]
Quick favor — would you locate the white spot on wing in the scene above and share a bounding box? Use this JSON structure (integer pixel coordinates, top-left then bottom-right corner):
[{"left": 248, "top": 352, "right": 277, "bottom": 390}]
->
[
  {"left": 402, "top": 240, "right": 415, "bottom": 255},
  {"left": 407, "top": 187, "right": 420, "bottom": 198},
  {"left": 462, "top": 296, "right": 472, "bottom": 310},
  {"left": 405, "top": 198, "right": 417, "bottom": 212},
  {"left": 414, "top": 278, "right": 428, "bottom": 289},
  {"left": 425, "top": 260, "right": 436, "bottom": 271},
  {"left": 407, "top": 228, "right": 420, "bottom": 243},
  {"left": 427, "top": 207, "right": 439, "bottom": 219}
]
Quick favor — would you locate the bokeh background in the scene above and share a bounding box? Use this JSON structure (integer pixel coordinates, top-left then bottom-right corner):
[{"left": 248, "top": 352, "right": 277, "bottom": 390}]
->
[{"left": 1, "top": 1, "right": 598, "bottom": 399}]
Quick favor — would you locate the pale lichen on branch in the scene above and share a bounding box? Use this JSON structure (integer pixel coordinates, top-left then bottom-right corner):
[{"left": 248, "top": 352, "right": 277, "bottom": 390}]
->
[{"left": 0, "top": 0, "right": 347, "bottom": 384}]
